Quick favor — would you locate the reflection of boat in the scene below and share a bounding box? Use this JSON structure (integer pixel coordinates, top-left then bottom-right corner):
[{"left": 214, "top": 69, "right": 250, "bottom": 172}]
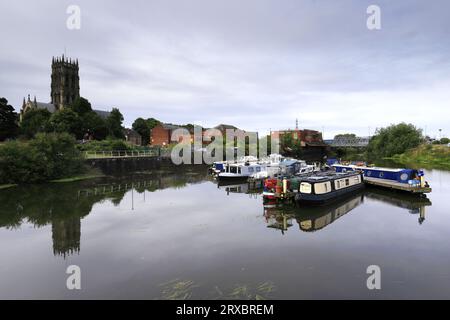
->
[
  {"left": 262, "top": 191, "right": 364, "bottom": 233},
  {"left": 296, "top": 192, "right": 364, "bottom": 232},
  {"left": 364, "top": 188, "right": 431, "bottom": 224},
  {"left": 263, "top": 203, "right": 295, "bottom": 234},
  {"left": 218, "top": 182, "right": 249, "bottom": 194}
]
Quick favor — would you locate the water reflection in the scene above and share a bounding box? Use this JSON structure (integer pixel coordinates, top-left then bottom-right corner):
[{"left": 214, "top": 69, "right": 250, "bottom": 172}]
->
[
  {"left": 263, "top": 192, "right": 364, "bottom": 233},
  {"left": 0, "top": 170, "right": 433, "bottom": 260},
  {"left": 0, "top": 167, "right": 208, "bottom": 258}
]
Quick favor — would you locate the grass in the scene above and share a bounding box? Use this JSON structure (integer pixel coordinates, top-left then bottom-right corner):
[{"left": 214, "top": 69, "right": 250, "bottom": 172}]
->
[{"left": 390, "top": 144, "right": 450, "bottom": 170}]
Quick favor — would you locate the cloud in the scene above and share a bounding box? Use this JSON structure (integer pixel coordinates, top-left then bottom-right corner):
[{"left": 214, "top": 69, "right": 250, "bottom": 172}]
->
[{"left": 0, "top": 0, "right": 449, "bottom": 138}]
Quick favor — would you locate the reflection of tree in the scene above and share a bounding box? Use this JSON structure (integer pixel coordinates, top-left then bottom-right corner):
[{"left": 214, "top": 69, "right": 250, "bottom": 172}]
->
[{"left": 0, "top": 166, "right": 210, "bottom": 258}]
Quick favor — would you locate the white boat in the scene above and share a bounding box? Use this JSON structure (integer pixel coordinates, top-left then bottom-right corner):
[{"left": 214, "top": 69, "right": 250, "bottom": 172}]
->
[
  {"left": 218, "top": 162, "right": 267, "bottom": 179},
  {"left": 211, "top": 156, "right": 258, "bottom": 175}
]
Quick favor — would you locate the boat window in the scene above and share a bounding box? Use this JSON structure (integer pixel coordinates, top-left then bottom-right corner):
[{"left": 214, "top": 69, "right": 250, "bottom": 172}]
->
[
  {"left": 248, "top": 167, "right": 254, "bottom": 173},
  {"left": 336, "top": 180, "right": 341, "bottom": 189},
  {"left": 315, "top": 182, "right": 331, "bottom": 194},
  {"left": 238, "top": 167, "right": 241, "bottom": 174},
  {"left": 345, "top": 179, "right": 350, "bottom": 186},
  {"left": 230, "top": 166, "right": 237, "bottom": 174},
  {"left": 379, "top": 172, "right": 384, "bottom": 178},
  {"left": 256, "top": 167, "right": 261, "bottom": 172},
  {"left": 300, "top": 182, "right": 312, "bottom": 194}
]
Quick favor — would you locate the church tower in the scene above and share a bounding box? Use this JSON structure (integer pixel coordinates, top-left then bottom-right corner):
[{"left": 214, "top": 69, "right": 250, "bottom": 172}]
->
[{"left": 51, "top": 55, "right": 80, "bottom": 110}]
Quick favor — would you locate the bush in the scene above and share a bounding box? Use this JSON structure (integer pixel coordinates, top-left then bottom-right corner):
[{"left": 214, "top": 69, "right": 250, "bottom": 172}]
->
[{"left": 0, "top": 132, "right": 84, "bottom": 184}]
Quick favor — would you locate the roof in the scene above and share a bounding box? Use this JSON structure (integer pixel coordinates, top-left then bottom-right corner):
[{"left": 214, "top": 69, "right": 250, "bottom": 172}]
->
[
  {"left": 299, "top": 171, "right": 360, "bottom": 183},
  {"left": 123, "top": 128, "right": 141, "bottom": 137},
  {"left": 93, "top": 109, "right": 110, "bottom": 119},
  {"left": 214, "top": 124, "right": 239, "bottom": 131},
  {"left": 35, "top": 102, "right": 56, "bottom": 113},
  {"left": 305, "top": 141, "right": 328, "bottom": 147},
  {"left": 161, "top": 123, "right": 182, "bottom": 130}
]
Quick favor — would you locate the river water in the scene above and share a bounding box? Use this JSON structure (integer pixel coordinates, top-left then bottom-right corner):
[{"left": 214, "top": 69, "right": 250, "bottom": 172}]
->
[{"left": 0, "top": 166, "right": 449, "bottom": 299}]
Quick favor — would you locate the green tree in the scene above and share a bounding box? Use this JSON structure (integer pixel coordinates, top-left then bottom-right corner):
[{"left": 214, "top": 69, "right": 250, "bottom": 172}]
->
[
  {"left": 367, "top": 123, "right": 423, "bottom": 159},
  {"left": 132, "top": 118, "right": 150, "bottom": 146},
  {"left": 146, "top": 117, "right": 160, "bottom": 130},
  {"left": 48, "top": 109, "right": 83, "bottom": 139},
  {"left": 280, "top": 133, "right": 302, "bottom": 158},
  {"left": 106, "top": 108, "right": 124, "bottom": 139},
  {"left": 30, "top": 132, "right": 83, "bottom": 179},
  {"left": 81, "top": 111, "right": 108, "bottom": 140},
  {"left": 70, "top": 97, "right": 93, "bottom": 116},
  {"left": 20, "top": 108, "right": 51, "bottom": 138},
  {"left": 0, "top": 132, "right": 83, "bottom": 184},
  {"left": 440, "top": 137, "right": 450, "bottom": 145},
  {"left": 0, "top": 98, "right": 18, "bottom": 141},
  {"left": 334, "top": 133, "right": 357, "bottom": 140}
]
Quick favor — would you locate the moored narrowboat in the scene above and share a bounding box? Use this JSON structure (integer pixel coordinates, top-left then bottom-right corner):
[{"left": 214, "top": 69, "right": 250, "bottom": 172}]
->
[
  {"left": 332, "top": 164, "right": 432, "bottom": 194},
  {"left": 294, "top": 171, "right": 364, "bottom": 204}
]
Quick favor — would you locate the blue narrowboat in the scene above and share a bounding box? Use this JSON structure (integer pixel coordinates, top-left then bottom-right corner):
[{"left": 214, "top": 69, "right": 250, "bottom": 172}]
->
[{"left": 332, "top": 164, "right": 423, "bottom": 184}]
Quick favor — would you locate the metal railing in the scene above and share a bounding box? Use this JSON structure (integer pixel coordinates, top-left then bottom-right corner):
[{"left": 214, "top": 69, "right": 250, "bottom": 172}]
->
[{"left": 84, "top": 149, "right": 165, "bottom": 159}]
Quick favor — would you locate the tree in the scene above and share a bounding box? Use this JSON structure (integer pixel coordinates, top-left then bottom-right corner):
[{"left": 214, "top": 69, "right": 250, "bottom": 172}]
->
[
  {"left": 280, "top": 132, "right": 302, "bottom": 158},
  {"left": 70, "top": 97, "right": 93, "bottom": 116},
  {"left": 132, "top": 117, "right": 150, "bottom": 146},
  {"left": 440, "top": 137, "right": 450, "bottom": 145},
  {"left": 48, "top": 109, "right": 83, "bottom": 139},
  {"left": 81, "top": 112, "right": 108, "bottom": 140},
  {"left": 0, "top": 98, "right": 18, "bottom": 141},
  {"left": 334, "top": 133, "right": 357, "bottom": 140},
  {"left": 146, "top": 117, "right": 160, "bottom": 130},
  {"left": 367, "top": 123, "right": 423, "bottom": 159},
  {"left": 0, "top": 132, "right": 83, "bottom": 184},
  {"left": 106, "top": 108, "right": 124, "bottom": 139},
  {"left": 20, "top": 108, "right": 51, "bottom": 138}
]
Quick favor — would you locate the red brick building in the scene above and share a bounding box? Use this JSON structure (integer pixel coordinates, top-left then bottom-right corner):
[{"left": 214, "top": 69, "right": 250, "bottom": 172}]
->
[
  {"left": 271, "top": 129, "right": 324, "bottom": 146},
  {"left": 271, "top": 128, "right": 328, "bottom": 161},
  {"left": 151, "top": 123, "right": 179, "bottom": 146}
]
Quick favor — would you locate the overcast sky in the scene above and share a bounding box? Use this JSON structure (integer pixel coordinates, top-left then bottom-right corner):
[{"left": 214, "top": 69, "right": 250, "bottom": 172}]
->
[{"left": 1, "top": 0, "right": 449, "bottom": 138}]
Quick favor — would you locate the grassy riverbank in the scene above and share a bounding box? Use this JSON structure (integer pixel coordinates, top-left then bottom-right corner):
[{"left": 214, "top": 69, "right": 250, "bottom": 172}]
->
[{"left": 390, "top": 144, "right": 450, "bottom": 170}]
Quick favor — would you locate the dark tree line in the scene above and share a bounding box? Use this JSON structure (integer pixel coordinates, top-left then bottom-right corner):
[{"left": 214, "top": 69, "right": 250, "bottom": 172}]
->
[{"left": 1, "top": 96, "right": 125, "bottom": 141}]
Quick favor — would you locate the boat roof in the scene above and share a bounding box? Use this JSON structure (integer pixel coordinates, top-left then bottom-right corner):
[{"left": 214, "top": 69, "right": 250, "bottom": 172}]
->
[
  {"left": 332, "top": 164, "right": 413, "bottom": 173},
  {"left": 298, "top": 171, "right": 360, "bottom": 183}
]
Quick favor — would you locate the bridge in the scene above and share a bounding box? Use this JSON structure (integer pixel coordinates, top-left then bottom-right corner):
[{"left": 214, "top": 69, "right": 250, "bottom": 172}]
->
[{"left": 324, "top": 137, "right": 370, "bottom": 148}]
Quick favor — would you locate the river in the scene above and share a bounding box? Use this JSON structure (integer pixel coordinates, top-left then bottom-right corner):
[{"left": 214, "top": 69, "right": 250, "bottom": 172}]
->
[{"left": 0, "top": 165, "right": 449, "bottom": 299}]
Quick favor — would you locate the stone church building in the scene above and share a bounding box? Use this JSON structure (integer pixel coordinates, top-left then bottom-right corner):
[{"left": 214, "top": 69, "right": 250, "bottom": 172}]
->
[{"left": 20, "top": 55, "right": 109, "bottom": 121}]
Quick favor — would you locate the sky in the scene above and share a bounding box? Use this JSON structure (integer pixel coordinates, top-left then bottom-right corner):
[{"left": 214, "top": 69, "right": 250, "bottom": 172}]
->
[{"left": 0, "top": 0, "right": 449, "bottom": 139}]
